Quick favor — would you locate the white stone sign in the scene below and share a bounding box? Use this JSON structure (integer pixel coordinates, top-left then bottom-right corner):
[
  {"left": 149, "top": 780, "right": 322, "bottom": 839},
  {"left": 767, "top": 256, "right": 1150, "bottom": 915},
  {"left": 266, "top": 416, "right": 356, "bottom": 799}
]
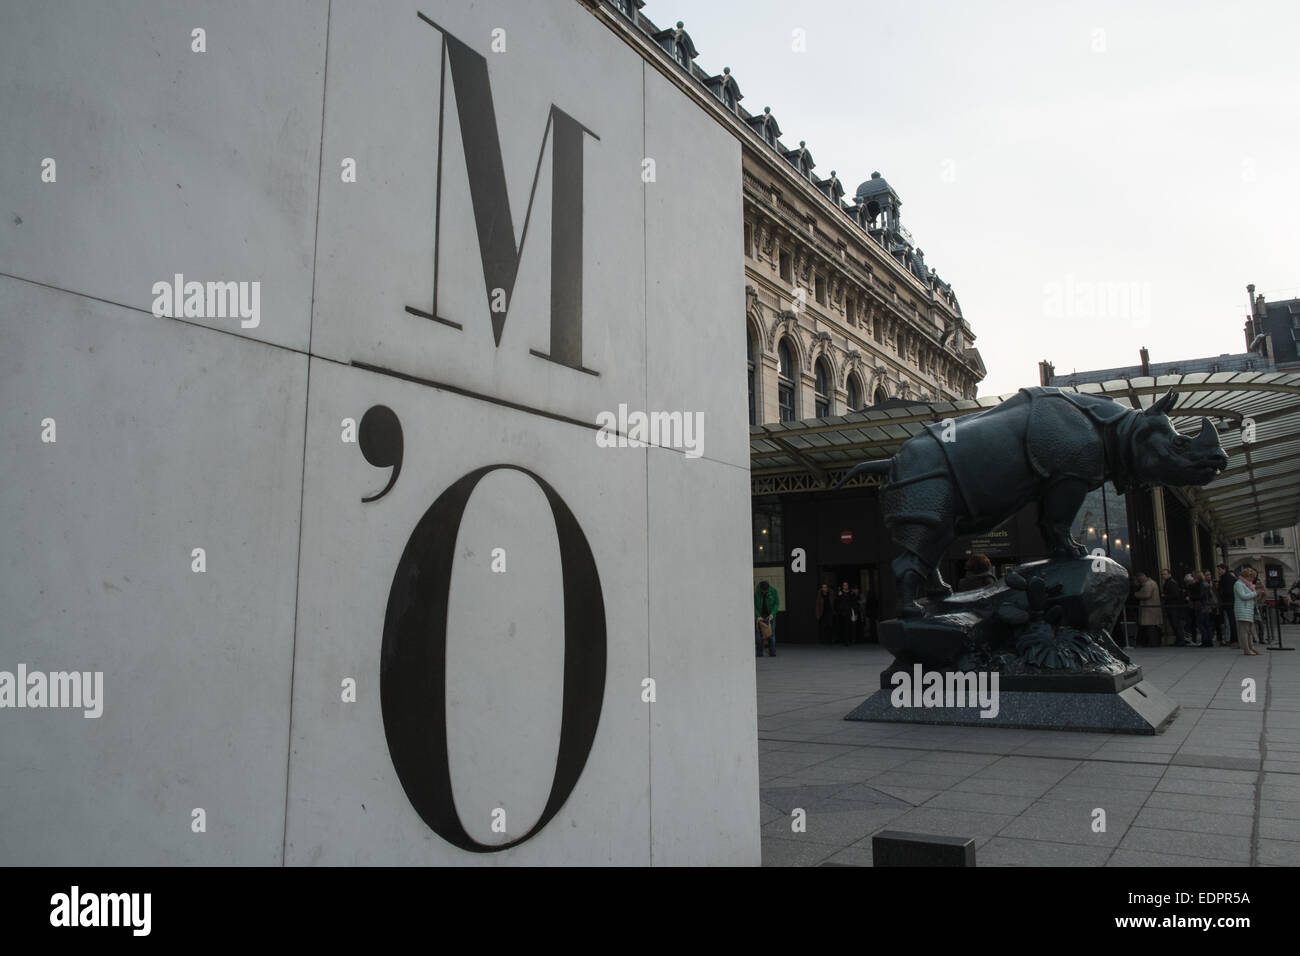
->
[{"left": 0, "top": 0, "right": 757, "bottom": 865}]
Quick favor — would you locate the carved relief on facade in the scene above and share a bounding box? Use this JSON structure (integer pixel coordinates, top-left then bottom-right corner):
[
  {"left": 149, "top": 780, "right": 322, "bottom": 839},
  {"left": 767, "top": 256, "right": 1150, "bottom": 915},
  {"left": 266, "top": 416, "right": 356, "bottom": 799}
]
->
[
  {"left": 842, "top": 349, "right": 863, "bottom": 391},
  {"left": 768, "top": 309, "right": 806, "bottom": 368},
  {"left": 811, "top": 332, "right": 836, "bottom": 379},
  {"left": 745, "top": 285, "right": 763, "bottom": 340}
]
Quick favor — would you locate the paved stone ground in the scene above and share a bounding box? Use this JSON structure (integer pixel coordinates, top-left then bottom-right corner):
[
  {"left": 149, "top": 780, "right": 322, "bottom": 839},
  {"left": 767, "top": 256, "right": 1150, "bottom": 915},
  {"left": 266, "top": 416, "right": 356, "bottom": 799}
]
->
[{"left": 757, "top": 626, "right": 1300, "bottom": 867}]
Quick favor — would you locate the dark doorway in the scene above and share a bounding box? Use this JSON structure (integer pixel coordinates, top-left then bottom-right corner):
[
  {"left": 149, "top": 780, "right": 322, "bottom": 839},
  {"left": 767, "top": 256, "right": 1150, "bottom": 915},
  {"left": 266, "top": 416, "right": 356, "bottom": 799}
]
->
[{"left": 820, "top": 564, "right": 880, "bottom": 643}]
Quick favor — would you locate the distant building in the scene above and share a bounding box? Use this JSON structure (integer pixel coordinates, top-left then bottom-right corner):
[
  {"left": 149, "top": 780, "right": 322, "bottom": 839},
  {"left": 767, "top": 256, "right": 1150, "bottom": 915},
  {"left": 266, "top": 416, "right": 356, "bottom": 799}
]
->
[
  {"left": 1038, "top": 282, "right": 1300, "bottom": 387},
  {"left": 1243, "top": 283, "right": 1300, "bottom": 371},
  {"left": 1225, "top": 526, "right": 1300, "bottom": 592},
  {"left": 1039, "top": 348, "right": 1267, "bottom": 388}
]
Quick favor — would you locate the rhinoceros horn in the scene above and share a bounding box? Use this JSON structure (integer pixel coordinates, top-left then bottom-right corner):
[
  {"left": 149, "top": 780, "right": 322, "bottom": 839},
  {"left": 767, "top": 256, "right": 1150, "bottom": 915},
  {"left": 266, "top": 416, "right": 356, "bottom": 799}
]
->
[
  {"left": 1193, "top": 416, "right": 1220, "bottom": 449},
  {"left": 1144, "top": 389, "right": 1178, "bottom": 417}
]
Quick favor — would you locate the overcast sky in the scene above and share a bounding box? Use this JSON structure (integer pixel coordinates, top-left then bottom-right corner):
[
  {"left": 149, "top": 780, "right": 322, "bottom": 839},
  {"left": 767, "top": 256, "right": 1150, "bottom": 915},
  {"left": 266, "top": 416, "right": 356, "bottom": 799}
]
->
[{"left": 655, "top": 0, "right": 1300, "bottom": 396}]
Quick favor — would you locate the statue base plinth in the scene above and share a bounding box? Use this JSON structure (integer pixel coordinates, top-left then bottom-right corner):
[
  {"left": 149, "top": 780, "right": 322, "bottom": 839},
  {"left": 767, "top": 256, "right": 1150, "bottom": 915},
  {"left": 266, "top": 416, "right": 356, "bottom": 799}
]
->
[
  {"left": 878, "top": 659, "right": 1146, "bottom": 694},
  {"left": 845, "top": 678, "right": 1178, "bottom": 735},
  {"left": 854, "top": 556, "right": 1182, "bottom": 734}
]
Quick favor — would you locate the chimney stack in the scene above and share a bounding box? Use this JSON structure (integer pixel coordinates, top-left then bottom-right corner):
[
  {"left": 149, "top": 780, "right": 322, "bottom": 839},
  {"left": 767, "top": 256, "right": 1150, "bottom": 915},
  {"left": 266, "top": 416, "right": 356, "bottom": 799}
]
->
[
  {"left": 1139, "top": 347, "right": 1150, "bottom": 377},
  {"left": 1038, "top": 360, "right": 1055, "bottom": 386}
]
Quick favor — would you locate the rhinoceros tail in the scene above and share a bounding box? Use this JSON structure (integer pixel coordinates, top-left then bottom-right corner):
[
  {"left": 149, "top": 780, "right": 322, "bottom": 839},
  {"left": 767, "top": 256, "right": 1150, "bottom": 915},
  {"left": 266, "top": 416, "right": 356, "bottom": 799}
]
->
[{"left": 833, "top": 459, "right": 892, "bottom": 490}]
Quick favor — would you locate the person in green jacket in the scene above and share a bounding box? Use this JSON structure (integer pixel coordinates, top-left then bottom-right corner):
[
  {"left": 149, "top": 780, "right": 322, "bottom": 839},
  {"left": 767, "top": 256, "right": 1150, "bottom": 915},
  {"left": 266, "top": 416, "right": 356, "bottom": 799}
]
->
[{"left": 755, "top": 581, "right": 779, "bottom": 657}]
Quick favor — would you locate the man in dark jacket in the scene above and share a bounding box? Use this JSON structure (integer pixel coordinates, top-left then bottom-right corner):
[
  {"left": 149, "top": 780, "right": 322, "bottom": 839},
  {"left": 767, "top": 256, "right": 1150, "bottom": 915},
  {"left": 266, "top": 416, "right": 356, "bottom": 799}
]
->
[
  {"left": 1161, "top": 569, "right": 1189, "bottom": 645},
  {"left": 833, "top": 582, "right": 853, "bottom": 646},
  {"left": 815, "top": 583, "right": 833, "bottom": 644},
  {"left": 1217, "top": 564, "right": 1238, "bottom": 647},
  {"left": 1187, "top": 572, "right": 1213, "bottom": 647}
]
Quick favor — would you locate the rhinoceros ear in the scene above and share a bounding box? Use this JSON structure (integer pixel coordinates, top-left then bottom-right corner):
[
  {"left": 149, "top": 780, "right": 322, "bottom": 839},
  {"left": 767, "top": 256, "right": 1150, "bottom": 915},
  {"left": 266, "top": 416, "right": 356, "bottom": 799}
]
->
[{"left": 1144, "top": 389, "right": 1178, "bottom": 417}]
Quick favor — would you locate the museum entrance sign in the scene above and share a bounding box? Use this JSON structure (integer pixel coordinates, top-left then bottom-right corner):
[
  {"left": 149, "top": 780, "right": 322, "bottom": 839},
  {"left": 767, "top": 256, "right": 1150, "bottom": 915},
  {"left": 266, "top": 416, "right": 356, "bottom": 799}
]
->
[{"left": 0, "top": 0, "right": 757, "bottom": 866}]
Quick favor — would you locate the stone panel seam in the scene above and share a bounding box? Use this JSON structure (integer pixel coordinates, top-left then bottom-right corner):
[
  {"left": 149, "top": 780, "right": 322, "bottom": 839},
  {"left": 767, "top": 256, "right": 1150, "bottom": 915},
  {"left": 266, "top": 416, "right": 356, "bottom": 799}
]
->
[{"left": 280, "top": 0, "right": 332, "bottom": 867}]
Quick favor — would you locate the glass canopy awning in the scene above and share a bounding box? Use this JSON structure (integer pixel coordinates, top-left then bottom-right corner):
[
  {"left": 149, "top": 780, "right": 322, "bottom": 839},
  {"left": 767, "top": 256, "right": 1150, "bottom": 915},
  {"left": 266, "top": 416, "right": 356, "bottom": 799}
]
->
[{"left": 750, "top": 372, "right": 1300, "bottom": 540}]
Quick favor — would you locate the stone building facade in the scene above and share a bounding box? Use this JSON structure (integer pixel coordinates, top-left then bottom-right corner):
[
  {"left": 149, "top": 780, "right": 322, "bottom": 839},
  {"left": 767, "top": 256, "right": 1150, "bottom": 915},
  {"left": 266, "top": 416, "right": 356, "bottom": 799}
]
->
[
  {"left": 1226, "top": 526, "right": 1300, "bottom": 590},
  {"left": 742, "top": 160, "right": 985, "bottom": 426},
  {"left": 595, "top": 1, "right": 987, "bottom": 426}
]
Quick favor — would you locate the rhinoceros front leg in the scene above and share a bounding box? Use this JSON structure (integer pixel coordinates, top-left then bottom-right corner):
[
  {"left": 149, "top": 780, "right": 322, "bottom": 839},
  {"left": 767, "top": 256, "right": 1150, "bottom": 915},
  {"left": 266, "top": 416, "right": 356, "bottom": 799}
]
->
[
  {"left": 926, "top": 565, "right": 954, "bottom": 600},
  {"left": 881, "top": 461, "right": 958, "bottom": 616},
  {"left": 891, "top": 554, "right": 929, "bottom": 618},
  {"left": 887, "top": 515, "right": 956, "bottom": 616},
  {"left": 1039, "top": 477, "right": 1090, "bottom": 558}
]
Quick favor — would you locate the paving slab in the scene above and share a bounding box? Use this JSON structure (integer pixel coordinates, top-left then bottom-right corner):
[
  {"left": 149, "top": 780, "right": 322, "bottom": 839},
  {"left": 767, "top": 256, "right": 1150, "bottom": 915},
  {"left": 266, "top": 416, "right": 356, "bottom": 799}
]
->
[
  {"left": 756, "top": 635, "right": 1300, "bottom": 867},
  {"left": 1116, "top": 826, "right": 1251, "bottom": 863},
  {"left": 979, "top": 836, "right": 1112, "bottom": 867}
]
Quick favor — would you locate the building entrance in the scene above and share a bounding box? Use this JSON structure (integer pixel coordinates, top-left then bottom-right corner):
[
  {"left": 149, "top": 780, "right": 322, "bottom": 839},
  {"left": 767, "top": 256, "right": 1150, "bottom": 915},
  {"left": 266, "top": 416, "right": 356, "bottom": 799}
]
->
[{"left": 818, "top": 564, "right": 881, "bottom": 643}]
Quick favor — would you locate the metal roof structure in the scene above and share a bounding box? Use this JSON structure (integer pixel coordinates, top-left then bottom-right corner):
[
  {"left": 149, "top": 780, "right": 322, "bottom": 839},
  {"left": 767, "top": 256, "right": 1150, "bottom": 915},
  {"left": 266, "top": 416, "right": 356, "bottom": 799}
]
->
[{"left": 751, "top": 372, "right": 1300, "bottom": 540}]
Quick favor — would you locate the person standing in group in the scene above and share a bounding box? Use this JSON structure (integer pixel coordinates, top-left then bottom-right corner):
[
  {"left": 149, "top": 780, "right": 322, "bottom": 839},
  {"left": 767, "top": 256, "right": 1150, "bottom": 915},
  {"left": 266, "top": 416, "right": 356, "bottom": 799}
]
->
[
  {"left": 855, "top": 587, "right": 868, "bottom": 644},
  {"left": 1253, "top": 574, "right": 1270, "bottom": 643},
  {"left": 1161, "top": 569, "right": 1189, "bottom": 646},
  {"left": 1217, "top": 564, "right": 1239, "bottom": 647},
  {"left": 864, "top": 585, "right": 880, "bottom": 643},
  {"left": 1188, "top": 572, "right": 1214, "bottom": 648},
  {"left": 1234, "top": 568, "right": 1261, "bottom": 656},
  {"left": 815, "top": 582, "right": 833, "bottom": 644},
  {"left": 1202, "top": 569, "right": 1222, "bottom": 646},
  {"left": 754, "top": 580, "right": 779, "bottom": 658},
  {"left": 1135, "top": 572, "right": 1162, "bottom": 647},
  {"left": 833, "top": 582, "right": 853, "bottom": 647}
]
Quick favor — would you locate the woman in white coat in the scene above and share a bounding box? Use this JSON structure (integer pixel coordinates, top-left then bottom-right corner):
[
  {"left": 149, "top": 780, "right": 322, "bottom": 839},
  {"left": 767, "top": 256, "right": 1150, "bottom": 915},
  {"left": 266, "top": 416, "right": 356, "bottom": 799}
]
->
[{"left": 1233, "top": 568, "right": 1262, "bottom": 656}]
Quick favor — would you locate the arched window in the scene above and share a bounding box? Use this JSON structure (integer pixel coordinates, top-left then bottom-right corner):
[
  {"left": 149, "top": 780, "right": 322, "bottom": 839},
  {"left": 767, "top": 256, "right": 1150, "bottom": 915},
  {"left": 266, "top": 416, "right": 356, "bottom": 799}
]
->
[
  {"left": 778, "top": 339, "right": 797, "bottom": 422},
  {"left": 747, "top": 329, "right": 756, "bottom": 426},
  {"left": 846, "top": 375, "right": 860, "bottom": 412},
  {"left": 873, "top": 385, "right": 888, "bottom": 406},
  {"left": 814, "top": 359, "right": 831, "bottom": 417}
]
